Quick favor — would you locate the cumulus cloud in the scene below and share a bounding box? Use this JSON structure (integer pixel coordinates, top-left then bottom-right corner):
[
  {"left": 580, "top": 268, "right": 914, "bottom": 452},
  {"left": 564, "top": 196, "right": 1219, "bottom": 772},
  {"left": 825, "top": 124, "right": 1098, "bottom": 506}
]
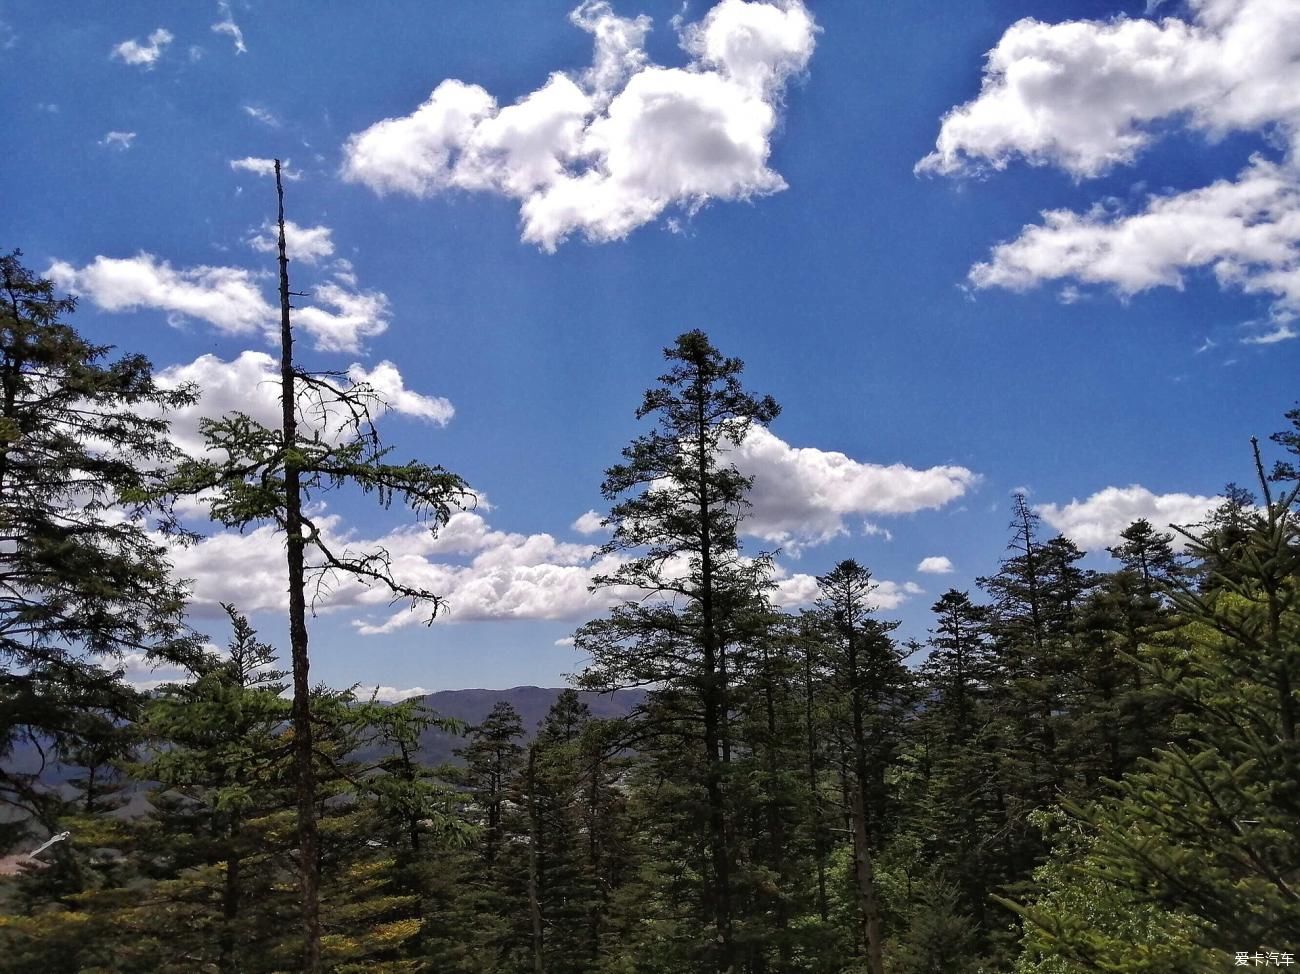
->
[
  {"left": 920, "top": 0, "right": 1300, "bottom": 341},
  {"left": 969, "top": 158, "right": 1300, "bottom": 335},
  {"left": 248, "top": 220, "right": 335, "bottom": 263},
  {"left": 917, "top": 556, "right": 953, "bottom": 574},
  {"left": 155, "top": 350, "right": 453, "bottom": 455},
  {"left": 571, "top": 510, "right": 606, "bottom": 534},
  {"left": 48, "top": 253, "right": 390, "bottom": 354},
  {"left": 112, "top": 27, "right": 173, "bottom": 68},
  {"left": 170, "top": 503, "right": 920, "bottom": 634},
  {"left": 347, "top": 360, "right": 455, "bottom": 425},
  {"left": 100, "top": 131, "right": 136, "bottom": 150},
  {"left": 48, "top": 254, "right": 271, "bottom": 336},
  {"left": 734, "top": 426, "right": 979, "bottom": 552},
  {"left": 167, "top": 509, "right": 623, "bottom": 632},
  {"left": 341, "top": 0, "right": 817, "bottom": 250},
  {"left": 212, "top": 1, "right": 247, "bottom": 54},
  {"left": 230, "top": 157, "right": 302, "bottom": 179},
  {"left": 1034, "top": 484, "right": 1221, "bottom": 551}
]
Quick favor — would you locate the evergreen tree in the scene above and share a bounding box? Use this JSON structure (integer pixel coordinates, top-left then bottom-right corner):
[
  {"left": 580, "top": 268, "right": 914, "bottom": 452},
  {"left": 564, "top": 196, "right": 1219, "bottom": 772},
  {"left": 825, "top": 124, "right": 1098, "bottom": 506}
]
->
[
  {"left": 576, "top": 329, "right": 779, "bottom": 974},
  {"left": 1007, "top": 447, "right": 1300, "bottom": 966},
  {"left": 811, "top": 559, "right": 912, "bottom": 974},
  {"left": 0, "top": 250, "right": 197, "bottom": 845}
]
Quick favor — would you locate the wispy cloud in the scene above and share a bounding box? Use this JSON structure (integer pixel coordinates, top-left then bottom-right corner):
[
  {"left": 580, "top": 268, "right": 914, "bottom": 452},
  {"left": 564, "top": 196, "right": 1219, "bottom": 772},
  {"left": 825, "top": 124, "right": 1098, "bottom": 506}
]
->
[{"left": 212, "top": 0, "right": 247, "bottom": 54}]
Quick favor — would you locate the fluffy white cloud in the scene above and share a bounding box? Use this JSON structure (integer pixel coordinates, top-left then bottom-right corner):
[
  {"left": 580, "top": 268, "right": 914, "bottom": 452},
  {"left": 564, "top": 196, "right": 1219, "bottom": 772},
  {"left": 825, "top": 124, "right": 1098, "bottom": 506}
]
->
[
  {"left": 48, "top": 253, "right": 390, "bottom": 354},
  {"left": 112, "top": 27, "right": 173, "bottom": 68},
  {"left": 347, "top": 360, "right": 455, "bottom": 425},
  {"left": 230, "top": 157, "right": 302, "bottom": 180},
  {"left": 734, "top": 426, "right": 979, "bottom": 551},
  {"left": 917, "top": 556, "right": 953, "bottom": 574},
  {"left": 969, "top": 158, "right": 1300, "bottom": 334},
  {"left": 100, "top": 131, "right": 136, "bottom": 150},
  {"left": 212, "top": 0, "right": 247, "bottom": 54},
  {"left": 918, "top": 0, "right": 1300, "bottom": 179},
  {"left": 168, "top": 509, "right": 623, "bottom": 632},
  {"left": 155, "top": 350, "right": 453, "bottom": 455},
  {"left": 571, "top": 510, "right": 606, "bottom": 534},
  {"left": 920, "top": 0, "right": 1300, "bottom": 341},
  {"left": 48, "top": 254, "right": 271, "bottom": 336},
  {"left": 248, "top": 220, "right": 335, "bottom": 263},
  {"left": 342, "top": 0, "right": 817, "bottom": 250},
  {"left": 1035, "top": 484, "right": 1221, "bottom": 551}
]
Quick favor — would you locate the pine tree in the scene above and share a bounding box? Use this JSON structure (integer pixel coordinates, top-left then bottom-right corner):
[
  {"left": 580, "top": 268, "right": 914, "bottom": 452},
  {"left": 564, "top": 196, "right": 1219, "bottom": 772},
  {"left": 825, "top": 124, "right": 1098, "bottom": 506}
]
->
[
  {"left": 575, "top": 329, "right": 779, "bottom": 974},
  {"left": 811, "top": 559, "right": 913, "bottom": 974},
  {"left": 1007, "top": 444, "right": 1300, "bottom": 966},
  {"left": 0, "top": 250, "right": 198, "bottom": 846}
]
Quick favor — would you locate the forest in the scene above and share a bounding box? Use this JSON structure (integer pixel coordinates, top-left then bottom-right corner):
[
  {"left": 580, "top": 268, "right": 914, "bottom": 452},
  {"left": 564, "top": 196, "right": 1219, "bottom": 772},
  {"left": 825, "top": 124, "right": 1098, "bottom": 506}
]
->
[{"left": 1, "top": 175, "right": 1298, "bottom": 974}]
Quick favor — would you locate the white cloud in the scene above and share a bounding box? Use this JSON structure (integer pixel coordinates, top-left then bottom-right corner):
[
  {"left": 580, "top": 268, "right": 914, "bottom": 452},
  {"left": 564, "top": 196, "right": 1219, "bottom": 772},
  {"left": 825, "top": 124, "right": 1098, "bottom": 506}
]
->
[
  {"left": 230, "top": 157, "right": 302, "bottom": 180},
  {"left": 155, "top": 350, "right": 454, "bottom": 455},
  {"left": 292, "top": 280, "right": 390, "bottom": 353},
  {"left": 571, "top": 510, "right": 605, "bottom": 534},
  {"left": 48, "top": 254, "right": 272, "bottom": 336},
  {"left": 968, "top": 158, "right": 1300, "bottom": 334},
  {"left": 112, "top": 27, "right": 173, "bottom": 68},
  {"left": 100, "top": 131, "right": 136, "bottom": 150},
  {"left": 169, "top": 509, "right": 623, "bottom": 632},
  {"left": 341, "top": 0, "right": 817, "bottom": 251},
  {"left": 771, "top": 570, "right": 917, "bottom": 611},
  {"left": 347, "top": 360, "right": 455, "bottom": 425},
  {"left": 243, "top": 104, "right": 280, "bottom": 127},
  {"left": 212, "top": 1, "right": 247, "bottom": 54},
  {"left": 1035, "top": 484, "right": 1221, "bottom": 551},
  {"left": 920, "top": 0, "right": 1300, "bottom": 341},
  {"left": 734, "top": 426, "right": 979, "bottom": 552},
  {"left": 356, "top": 685, "right": 431, "bottom": 702},
  {"left": 48, "top": 253, "right": 390, "bottom": 354},
  {"left": 917, "top": 1, "right": 1300, "bottom": 179},
  {"left": 917, "top": 556, "right": 954, "bottom": 574},
  {"left": 248, "top": 220, "right": 335, "bottom": 263}
]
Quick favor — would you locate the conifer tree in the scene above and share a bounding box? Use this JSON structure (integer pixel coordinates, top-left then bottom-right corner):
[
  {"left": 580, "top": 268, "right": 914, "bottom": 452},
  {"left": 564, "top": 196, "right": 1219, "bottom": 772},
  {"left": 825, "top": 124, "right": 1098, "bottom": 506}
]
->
[
  {"left": 1008, "top": 445, "right": 1300, "bottom": 966},
  {"left": 0, "top": 251, "right": 198, "bottom": 844},
  {"left": 576, "top": 329, "right": 779, "bottom": 974}
]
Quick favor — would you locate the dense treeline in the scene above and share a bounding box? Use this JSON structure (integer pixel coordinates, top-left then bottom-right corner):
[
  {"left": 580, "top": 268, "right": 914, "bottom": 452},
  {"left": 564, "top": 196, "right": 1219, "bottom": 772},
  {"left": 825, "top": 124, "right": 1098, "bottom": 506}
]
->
[{"left": 1, "top": 245, "right": 1298, "bottom": 973}]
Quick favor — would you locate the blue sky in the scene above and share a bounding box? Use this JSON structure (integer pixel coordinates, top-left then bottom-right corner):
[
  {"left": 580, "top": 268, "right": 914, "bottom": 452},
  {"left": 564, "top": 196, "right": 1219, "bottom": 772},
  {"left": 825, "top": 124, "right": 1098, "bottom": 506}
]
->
[{"left": 4, "top": 0, "right": 1297, "bottom": 695}]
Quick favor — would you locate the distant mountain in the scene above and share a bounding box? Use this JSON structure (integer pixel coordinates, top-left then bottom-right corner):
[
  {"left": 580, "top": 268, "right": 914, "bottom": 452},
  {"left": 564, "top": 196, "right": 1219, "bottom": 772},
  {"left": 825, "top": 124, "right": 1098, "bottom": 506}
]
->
[
  {"left": 404, "top": 686, "right": 646, "bottom": 765},
  {"left": 0, "top": 687, "right": 647, "bottom": 794}
]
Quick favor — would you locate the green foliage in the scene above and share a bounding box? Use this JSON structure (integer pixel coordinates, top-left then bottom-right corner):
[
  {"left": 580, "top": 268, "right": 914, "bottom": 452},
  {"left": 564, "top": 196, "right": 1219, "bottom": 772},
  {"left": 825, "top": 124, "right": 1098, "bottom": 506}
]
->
[{"left": 0, "top": 251, "right": 199, "bottom": 840}]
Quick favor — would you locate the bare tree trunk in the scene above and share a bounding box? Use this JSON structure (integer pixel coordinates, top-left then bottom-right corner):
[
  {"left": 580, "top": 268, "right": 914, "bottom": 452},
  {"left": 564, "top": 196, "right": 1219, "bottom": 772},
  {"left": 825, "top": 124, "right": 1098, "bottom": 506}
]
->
[{"left": 275, "top": 159, "right": 322, "bottom": 974}]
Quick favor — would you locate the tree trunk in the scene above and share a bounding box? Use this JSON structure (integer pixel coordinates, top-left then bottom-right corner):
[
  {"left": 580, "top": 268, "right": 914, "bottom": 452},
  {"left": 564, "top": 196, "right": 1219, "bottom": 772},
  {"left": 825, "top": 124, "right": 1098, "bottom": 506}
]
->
[
  {"left": 849, "top": 786, "right": 885, "bottom": 974},
  {"left": 695, "top": 367, "right": 734, "bottom": 974},
  {"left": 803, "top": 638, "right": 828, "bottom": 922},
  {"left": 221, "top": 835, "right": 241, "bottom": 974},
  {"left": 275, "top": 160, "right": 322, "bottom": 974},
  {"left": 527, "top": 745, "right": 545, "bottom": 974}
]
